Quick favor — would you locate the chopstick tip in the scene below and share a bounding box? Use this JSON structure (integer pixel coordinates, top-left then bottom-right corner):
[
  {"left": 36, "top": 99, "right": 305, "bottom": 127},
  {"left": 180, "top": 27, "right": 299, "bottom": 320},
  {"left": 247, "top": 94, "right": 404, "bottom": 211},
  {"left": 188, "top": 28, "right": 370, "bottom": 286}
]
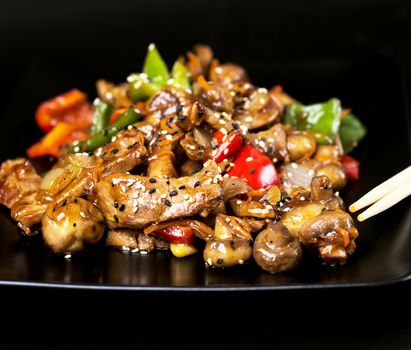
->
[
  {"left": 357, "top": 214, "right": 365, "bottom": 222},
  {"left": 349, "top": 204, "right": 356, "bottom": 213}
]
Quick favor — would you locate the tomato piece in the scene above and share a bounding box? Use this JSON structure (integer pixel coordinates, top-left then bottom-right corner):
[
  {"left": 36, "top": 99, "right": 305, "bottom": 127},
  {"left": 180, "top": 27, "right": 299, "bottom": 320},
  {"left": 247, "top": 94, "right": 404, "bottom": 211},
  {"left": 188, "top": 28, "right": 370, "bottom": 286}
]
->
[
  {"left": 212, "top": 130, "right": 243, "bottom": 163},
  {"left": 228, "top": 145, "right": 279, "bottom": 190},
  {"left": 35, "top": 89, "right": 92, "bottom": 133},
  {"left": 151, "top": 226, "right": 194, "bottom": 245},
  {"left": 341, "top": 155, "right": 360, "bottom": 180}
]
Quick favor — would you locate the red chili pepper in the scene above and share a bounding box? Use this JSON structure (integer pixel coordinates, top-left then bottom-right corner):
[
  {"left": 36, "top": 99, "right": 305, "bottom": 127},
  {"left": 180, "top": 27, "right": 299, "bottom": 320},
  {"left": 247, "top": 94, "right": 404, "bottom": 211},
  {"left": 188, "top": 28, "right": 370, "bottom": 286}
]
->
[
  {"left": 212, "top": 130, "right": 243, "bottom": 163},
  {"left": 152, "top": 226, "right": 194, "bottom": 245},
  {"left": 228, "top": 145, "right": 280, "bottom": 190},
  {"left": 341, "top": 155, "right": 360, "bottom": 180},
  {"left": 35, "top": 89, "right": 92, "bottom": 133},
  {"left": 27, "top": 122, "right": 90, "bottom": 158},
  {"left": 109, "top": 107, "right": 128, "bottom": 124}
]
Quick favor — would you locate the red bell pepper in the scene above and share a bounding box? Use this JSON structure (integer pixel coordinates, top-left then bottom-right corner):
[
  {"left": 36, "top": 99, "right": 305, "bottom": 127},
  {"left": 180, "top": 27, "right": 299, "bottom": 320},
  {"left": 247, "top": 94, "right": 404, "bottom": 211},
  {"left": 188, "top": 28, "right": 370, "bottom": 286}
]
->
[
  {"left": 151, "top": 226, "right": 194, "bottom": 245},
  {"left": 35, "top": 89, "right": 92, "bottom": 133},
  {"left": 228, "top": 145, "right": 280, "bottom": 190},
  {"left": 341, "top": 155, "right": 360, "bottom": 180},
  {"left": 212, "top": 130, "right": 243, "bottom": 163},
  {"left": 27, "top": 122, "right": 89, "bottom": 158}
]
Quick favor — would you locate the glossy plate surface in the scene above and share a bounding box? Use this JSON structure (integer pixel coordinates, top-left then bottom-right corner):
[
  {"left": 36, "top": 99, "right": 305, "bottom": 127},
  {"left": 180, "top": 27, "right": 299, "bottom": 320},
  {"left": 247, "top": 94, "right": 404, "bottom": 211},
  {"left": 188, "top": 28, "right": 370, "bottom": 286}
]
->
[{"left": 0, "top": 55, "right": 410, "bottom": 291}]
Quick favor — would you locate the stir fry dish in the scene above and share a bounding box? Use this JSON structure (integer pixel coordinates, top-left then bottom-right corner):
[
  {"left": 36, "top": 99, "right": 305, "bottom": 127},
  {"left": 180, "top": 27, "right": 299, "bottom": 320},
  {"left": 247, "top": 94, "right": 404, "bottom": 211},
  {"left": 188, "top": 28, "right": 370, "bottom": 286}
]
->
[{"left": 0, "top": 44, "right": 367, "bottom": 273}]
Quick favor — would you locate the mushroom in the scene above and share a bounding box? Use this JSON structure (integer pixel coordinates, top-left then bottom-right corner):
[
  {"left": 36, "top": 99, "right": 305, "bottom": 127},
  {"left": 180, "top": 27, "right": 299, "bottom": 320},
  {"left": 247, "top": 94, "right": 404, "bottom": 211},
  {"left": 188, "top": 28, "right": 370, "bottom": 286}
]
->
[
  {"left": 203, "top": 214, "right": 253, "bottom": 268},
  {"left": 253, "top": 222, "right": 302, "bottom": 273},
  {"left": 42, "top": 198, "right": 105, "bottom": 254}
]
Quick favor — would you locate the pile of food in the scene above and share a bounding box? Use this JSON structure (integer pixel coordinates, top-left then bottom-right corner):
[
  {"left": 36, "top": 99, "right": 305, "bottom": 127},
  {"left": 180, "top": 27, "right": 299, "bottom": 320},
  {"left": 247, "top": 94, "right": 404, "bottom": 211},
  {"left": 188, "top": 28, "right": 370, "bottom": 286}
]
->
[{"left": 0, "top": 44, "right": 367, "bottom": 273}]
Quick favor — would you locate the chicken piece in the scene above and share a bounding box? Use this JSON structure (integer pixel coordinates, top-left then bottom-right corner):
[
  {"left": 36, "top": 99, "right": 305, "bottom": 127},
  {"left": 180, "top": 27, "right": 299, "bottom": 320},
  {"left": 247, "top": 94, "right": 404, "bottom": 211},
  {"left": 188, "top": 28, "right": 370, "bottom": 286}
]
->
[
  {"left": 253, "top": 222, "right": 302, "bottom": 273},
  {"left": 234, "top": 85, "right": 283, "bottom": 130},
  {"left": 300, "top": 209, "right": 359, "bottom": 264},
  {"left": 180, "top": 131, "right": 211, "bottom": 161},
  {"left": 106, "top": 229, "right": 169, "bottom": 252},
  {"left": 247, "top": 124, "right": 288, "bottom": 162},
  {"left": 11, "top": 192, "right": 50, "bottom": 235},
  {"left": 204, "top": 214, "right": 253, "bottom": 268},
  {"left": 0, "top": 158, "right": 42, "bottom": 208},
  {"left": 94, "top": 160, "right": 223, "bottom": 229},
  {"left": 42, "top": 198, "right": 105, "bottom": 254}
]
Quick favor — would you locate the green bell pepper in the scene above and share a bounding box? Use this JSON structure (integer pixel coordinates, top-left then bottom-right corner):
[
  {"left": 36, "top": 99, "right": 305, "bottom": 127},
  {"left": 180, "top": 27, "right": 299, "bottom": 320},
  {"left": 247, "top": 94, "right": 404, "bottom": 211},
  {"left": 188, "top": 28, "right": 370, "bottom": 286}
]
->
[
  {"left": 171, "top": 60, "right": 191, "bottom": 90},
  {"left": 90, "top": 98, "right": 114, "bottom": 136},
  {"left": 339, "top": 113, "right": 367, "bottom": 153},
  {"left": 71, "top": 108, "right": 141, "bottom": 153},
  {"left": 143, "top": 43, "right": 170, "bottom": 88},
  {"left": 284, "top": 98, "right": 342, "bottom": 144}
]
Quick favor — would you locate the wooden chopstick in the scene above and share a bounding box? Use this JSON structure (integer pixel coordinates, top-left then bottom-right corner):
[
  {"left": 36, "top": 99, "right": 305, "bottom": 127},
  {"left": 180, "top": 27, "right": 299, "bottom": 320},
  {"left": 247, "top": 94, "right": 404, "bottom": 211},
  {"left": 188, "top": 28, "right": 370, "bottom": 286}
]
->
[{"left": 349, "top": 165, "right": 411, "bottom": 221}]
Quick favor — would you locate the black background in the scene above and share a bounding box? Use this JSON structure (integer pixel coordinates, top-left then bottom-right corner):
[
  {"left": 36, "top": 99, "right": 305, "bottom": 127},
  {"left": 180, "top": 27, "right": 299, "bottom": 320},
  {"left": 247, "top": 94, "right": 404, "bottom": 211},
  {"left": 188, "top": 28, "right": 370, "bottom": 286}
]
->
[{"left": 1, "top": 0, "right": 411, "bottom": 349}]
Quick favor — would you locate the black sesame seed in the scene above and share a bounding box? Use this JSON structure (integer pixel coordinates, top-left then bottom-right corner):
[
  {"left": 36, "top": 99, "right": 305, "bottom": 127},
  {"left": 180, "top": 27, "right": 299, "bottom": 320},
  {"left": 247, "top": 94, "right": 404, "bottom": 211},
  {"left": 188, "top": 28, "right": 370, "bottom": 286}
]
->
[
  {"left": 127, "top": 144, "right": 134, "bottom": 150},
  {"left": 113, "top": 215, "right": 119, "bottom": 223},
  {"left": 178, "top": 185, "right": 186, "bottom": 190},
  {"left": 247, "top": 239, "right": 253, "bottom": 246},
  {"left": 61, "top": 199, "right": 67, "bottom": 206},
  {"left": 149, "top": 178, "right": 157, "bottom": 183},
  {"left": 217, "top": 195, "right": 224, "bottom": 200},
  {"left": 100, "top": 154, "right": 108, "bottom": 161},
  {"left": 178, "top": 115, "right": 186, "bottom": 121},
  {"left": 73, "top": 199, "right": 78, "bottom": 203},
  {"left": 232, "top": 123, "right": 239, "bottom": 130},
  {"left": 217, "top": 258, "right": 224, "bottom": 265},
  {"left": 197, "top": 110, "right": 203, "bottom": 117},
  {"left": 119, "top": 204, "right": 125, "bottom": 212},
  {"left": 164, "top": 199, "right": 172, "bottom": 207},
  {"left": 148, "top": 188, "right": 156, "bottom": 194},
  {"left": 230, "top": 240, "right": 235, "bottom": 248},
  {"left": 250, "top": 168, "right": 256, "bottom": 174},
  {"left": 114, "top": 200, "right": 118, "bottom": 208},
  {"left": 192, "top": 168, "right": 201, "bottom": 175},
  {"left": 267, "top": 146, "right": 274, "bottom": 155},
  {"left": 166, "top": 180, "right": 170, "bottom": 185},
  {"left": 177, "top": 104, "right": 184, "bottom": 113},
  {"left": 111, "top": 149, "right": 119, "bottom": 154},
  {"left": 73, "top": 223, "right": 77, "bottom": 227},
  {"left": 194, "top": 181, "right": 201, "bottom": 188},
  {"left": 169, "top": 190, "right": 178, "bottom": 197}
]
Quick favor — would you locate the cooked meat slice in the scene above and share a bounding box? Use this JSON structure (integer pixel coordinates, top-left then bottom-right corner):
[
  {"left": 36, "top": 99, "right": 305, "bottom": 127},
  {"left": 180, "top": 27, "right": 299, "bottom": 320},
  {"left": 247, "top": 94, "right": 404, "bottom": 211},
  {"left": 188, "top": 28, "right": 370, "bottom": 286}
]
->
[
  {"left": 94, "top": 160, "right": 223, "bottom": 229},
  {"left": 107, "top": 229, "right": 139, "bottom": 249},
  {"left": 107, "top": 229, "right": 169, "bottom": 252},
  {"left": 42, "top": 198, "right": 105, "bottom": 254},
  {"left": 194, "top": 76, "right": 234, "bottom": 114},
  {"left": 253, "top": 222, "right": 302, "bottom": 273},
  {"left": 186, "top": 44, "right": 213, "bottom": 78},
  {"left": 96, "top": 79, "right": 132, "bottom": 107},
  {"left": 147, "top": 119, "right": 183, "bottom": 179},
  {"left": 0, "top": 158, "right": 41, "bottom": 208},
  {"left": 203, "top": 214, "right": 253, "bottom": 268},
  {"left": 11, "top": 192, "right": 50, "bottom": 235},
  {"left": 180, "top": 131, "right": 211, "bottom": 161}
]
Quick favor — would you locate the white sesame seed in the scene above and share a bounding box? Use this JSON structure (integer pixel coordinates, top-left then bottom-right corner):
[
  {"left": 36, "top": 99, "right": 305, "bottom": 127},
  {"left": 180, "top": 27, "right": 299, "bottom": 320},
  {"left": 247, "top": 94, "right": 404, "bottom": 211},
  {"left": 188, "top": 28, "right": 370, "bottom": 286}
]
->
[
  {"left": 219, "top": 119, "right": 226, "bottom": 125},
  {"left": 160, "top": 194, "right": 167, "bottom": 199},
  {"left": 236, "top": 200, "right": 242, "bottom": 205},
  {"left": 56, "top": 212, "right": 65, "bottom": 221},
  {"left": 140, "top": 250, "right": 148, "bottom": 255},
  {"left": 73, "top": 146, "right": 80, "bottom": 153},
  {"left": 291, "top": 163, "right": 298, "bottom": 169},
  {"left": 111, "top": 136, "right": 117, "bottom": 142},
  {"left": 165, "top": 134, "right": 173, "bottom": 141},
  {"left": 223, "top": 148, "right": 229, "bottom": 155},
  {"left": 184, "top": 194, "right": 189, "bottom": 200},
  {"left": 64, "top": 254, "right": 72, "bottom": 259},
  {"left": 238, "top": 259, "right": 244, "bottom": 265},
  {"left": 246, "top": 156, "right": 253, "bottom": 162},
  {"left": 245, "top": 116, "right": 253, "bottom": 122}
]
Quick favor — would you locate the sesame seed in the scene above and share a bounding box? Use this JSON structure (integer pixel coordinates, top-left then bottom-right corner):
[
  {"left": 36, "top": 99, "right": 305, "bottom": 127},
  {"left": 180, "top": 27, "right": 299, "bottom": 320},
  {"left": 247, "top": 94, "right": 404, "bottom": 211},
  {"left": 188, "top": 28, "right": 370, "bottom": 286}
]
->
[
  {"left": 119, "top": 204, "right": 125, "bottom": 212},
  {"left": 111, "top": 136, "right": 117, "bottom": 142},
  {"left": 236, "top": 200, "right": 242, "bottom": 205},
  {"left": 178, "top": 185, "right": 186, "bottom": 190},
  {"left": 223, "top": 148, "right": 229, "bottom": 155},
  {"left": 250, "top": 168, "right": 256, "bottom": 174},
  {"left": 165, "top": 134, "right": 173, "bottom": 141},
  {"left": 148, "top": 188, "right": 156, "bottom": 194},
  {"left": 192, "top": 168, "right": 201, "bottom": 175},
  {"left": 114, "top": 200, "right": 118, "bottom": 208},
  {"left": 184, "top": 194, "right": 189, "bottom": 200},
  {"left": 194, "top": 181, "right": 201, "bottom": 187},
  {"left": 149, "top": 178, "right": 157, "bottom": 183},
  {"left": 164, "top": 199, "right": 172, "bottom": 206},
  {"left": 245, "top": 116, "right": 253, "bottom": 123},
  {"left": 169, "top": 190, "right": 178, "bottom": 197},
  {"left": 111, "top": 149, "right": 119, "bottom": 154},
  {"left": 64, "top": 254, "right": 72, "bottom": 259},
  {"left": 217, "top": 258, "right": 224, "bottom": 265},
  {"left": 178, "top": 114, "right": 186, "bottom": 121},
  {"left": 113, "top": 215, "right": 119, "bottom": 223},
  {"left": 246, "top": 156, "right": 253, "bottom": 162},
  {"left": 73, "top": 146, "right": 80, "bottom": 153},
  {"left": 127, "top": 124, "right": 133, "bottom": 130},
  {"left": 160, "top": 194, "right": 167, "bottom": 199}
]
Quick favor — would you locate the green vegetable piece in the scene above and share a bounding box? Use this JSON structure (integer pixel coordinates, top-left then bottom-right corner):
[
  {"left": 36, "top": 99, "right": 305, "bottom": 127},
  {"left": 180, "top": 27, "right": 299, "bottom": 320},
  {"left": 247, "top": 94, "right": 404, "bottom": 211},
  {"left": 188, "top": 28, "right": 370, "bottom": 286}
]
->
[
  {"left": 171, "top": 60, "right": 191, "bottom": 90},
  {"left": 128, "top": 73, "right": 160, "bottom": 102},
  {"left": 339, "top": 113, "right": 367, "bottom": 153},
  {"left": 91, "top": 98, "right": 114, "bottom": 136},
  {"left": 71, "top": 108, "right": 141, "bottom": 153},
  {"left": 143, "top": 43, "right": 169, "bottom": 88},
  {"left": 284, "top": 98, "right": 342, "bottom": 144}
]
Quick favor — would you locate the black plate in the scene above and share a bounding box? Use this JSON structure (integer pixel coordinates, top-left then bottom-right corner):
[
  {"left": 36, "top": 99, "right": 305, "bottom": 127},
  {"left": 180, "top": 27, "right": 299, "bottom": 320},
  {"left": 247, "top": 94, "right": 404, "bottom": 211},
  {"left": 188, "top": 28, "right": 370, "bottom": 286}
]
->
[{"left": 0, "top": 55, "right": 410, "bottom": 291}]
